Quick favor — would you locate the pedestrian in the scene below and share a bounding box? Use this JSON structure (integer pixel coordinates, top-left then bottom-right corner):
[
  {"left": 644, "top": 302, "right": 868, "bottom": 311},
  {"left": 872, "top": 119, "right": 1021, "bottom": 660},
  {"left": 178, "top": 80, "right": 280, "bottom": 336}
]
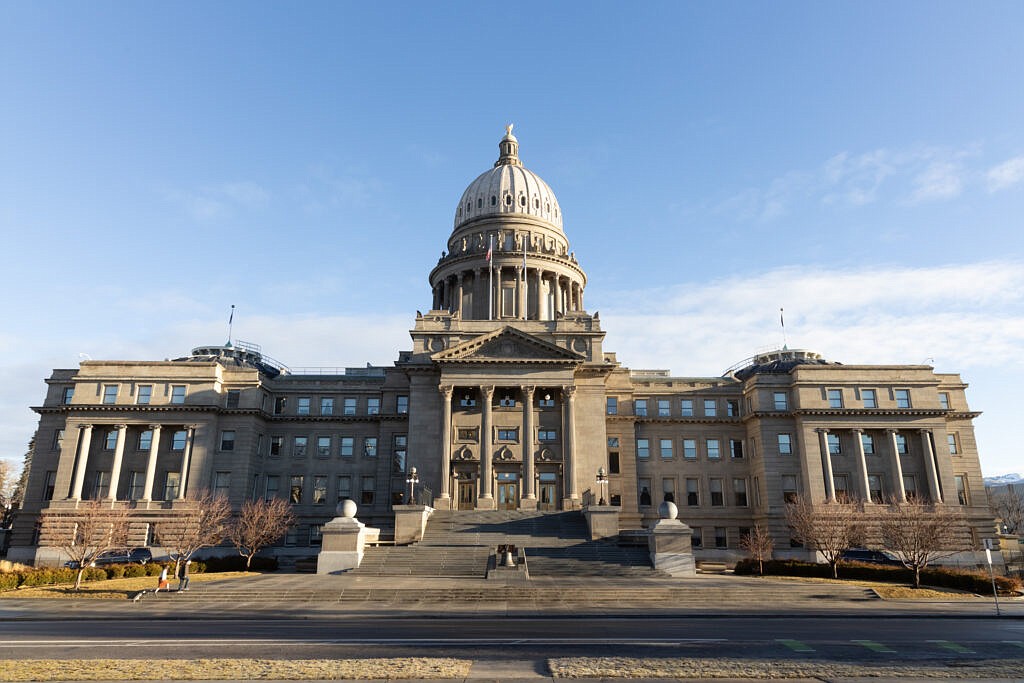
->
[
  {"left": 156, "top": 565, "right": 169, "bottom": 593},
  {"left": 177, "top": 559, "right": 191, "bottom": 591}
]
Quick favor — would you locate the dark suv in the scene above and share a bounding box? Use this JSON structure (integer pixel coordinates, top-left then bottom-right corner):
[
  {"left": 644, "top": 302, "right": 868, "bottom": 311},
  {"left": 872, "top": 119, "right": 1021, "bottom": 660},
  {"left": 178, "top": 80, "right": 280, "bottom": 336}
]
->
[
  {"left": 65, "top": 548, "right": 153, "bottom": 569},
  {"left": 840, "top": 549, "right": 902, "bottom": 566}
]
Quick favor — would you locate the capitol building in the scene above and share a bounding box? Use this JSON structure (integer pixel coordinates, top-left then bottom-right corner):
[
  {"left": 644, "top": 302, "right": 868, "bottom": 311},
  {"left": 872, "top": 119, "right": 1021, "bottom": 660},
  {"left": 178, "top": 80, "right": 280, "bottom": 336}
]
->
[{"left": 10, "top": 129, "right": 996, "bottom": 567}]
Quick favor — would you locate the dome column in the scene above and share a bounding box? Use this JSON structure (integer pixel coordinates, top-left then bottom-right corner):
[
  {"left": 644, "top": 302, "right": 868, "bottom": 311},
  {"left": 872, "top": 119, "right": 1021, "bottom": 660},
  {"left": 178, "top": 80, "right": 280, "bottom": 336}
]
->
[
  {"left": 531, "top": 269, "right": 542, "bottom": 320},
  {"left": 516, "top": 265, "right": 525, "bottom": 320},
  {"left": 456, "top": 273, "right": 465, "bottom": 317}
]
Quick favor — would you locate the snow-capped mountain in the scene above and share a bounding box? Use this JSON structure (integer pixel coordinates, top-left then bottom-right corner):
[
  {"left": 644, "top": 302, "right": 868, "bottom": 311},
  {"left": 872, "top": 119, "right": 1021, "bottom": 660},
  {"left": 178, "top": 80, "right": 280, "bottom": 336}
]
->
[{"left": 983, "top": 473, "right": 1023, "bottom": 486}]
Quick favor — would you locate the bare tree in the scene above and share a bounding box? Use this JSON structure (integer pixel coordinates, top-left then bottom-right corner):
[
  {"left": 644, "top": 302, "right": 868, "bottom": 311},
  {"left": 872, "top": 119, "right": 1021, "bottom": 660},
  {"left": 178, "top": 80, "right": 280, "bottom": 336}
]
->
[
  {"left": 879, "top": 500, "right": 971, "bottom": 589},
  {"left": 990, "top": 488, "right": 1024, "bottom": 535},
  {"left": 154, "top": 492, "right": 232, "bottom": 571},
  {"left": 42, "top": 500, "right": 130, "bottom": 590},
  {"left": 785, "top": 497, "right": 864, "bottom": 579},
  {"left": 228, "top": 498, "right": 295, "bottom": 570},
  {"left": 0, "top": 460, "right": 16, "bottom": 526},
  {"left": 740, "top": 525, "right": 775, "bottom": 575}
]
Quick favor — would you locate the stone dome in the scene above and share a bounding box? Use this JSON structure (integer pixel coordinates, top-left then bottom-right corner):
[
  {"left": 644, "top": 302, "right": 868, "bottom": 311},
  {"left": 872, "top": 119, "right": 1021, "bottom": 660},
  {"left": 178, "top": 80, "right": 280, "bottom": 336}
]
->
[{"left": 453, "top": 125, "right": 563, "bottom": 232}]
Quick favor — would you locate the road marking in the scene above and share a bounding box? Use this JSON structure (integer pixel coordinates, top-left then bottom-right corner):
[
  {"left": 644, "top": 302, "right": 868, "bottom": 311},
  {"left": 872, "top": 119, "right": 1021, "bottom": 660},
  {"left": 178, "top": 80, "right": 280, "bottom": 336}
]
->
[
  {"left": 852, "top": 639, "right": 896, "bottom": 653},
  {"left": 1, "top": 637, "right": 728, "bottom": 649},
  {"left": 1003, "top": 640, "right": 1024, "bottom": 649},
  {"left": 927, "top": 640, "right": 975, "bottom": 654},
  {"left": 777, "top": 639, "right": 814, "bottom": 653}
]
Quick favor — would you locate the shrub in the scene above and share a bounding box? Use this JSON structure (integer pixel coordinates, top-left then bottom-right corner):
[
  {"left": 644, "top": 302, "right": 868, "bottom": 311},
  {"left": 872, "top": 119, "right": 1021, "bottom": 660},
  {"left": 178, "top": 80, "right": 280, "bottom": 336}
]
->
[
  {"left": 144, "top": 563, "right": 164, "bottom": 576},
  {"left": 0, "top": 572, "right": 21, "bottom": 591},
  {"left": 198, "top": 555, "right": 279, "bottom": 573},
  {"left": 123, "top": 564, "right": 147, "bottom": 578},
  {"left": 104, "top": 565, "right": 126, "bottom": 580}
]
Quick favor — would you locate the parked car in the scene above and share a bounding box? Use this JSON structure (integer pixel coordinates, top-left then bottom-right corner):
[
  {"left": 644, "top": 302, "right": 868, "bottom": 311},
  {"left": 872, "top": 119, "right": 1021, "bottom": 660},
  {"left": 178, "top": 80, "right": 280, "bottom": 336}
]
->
[
  {"left": 840, "top": 548, "right": 902, "bottom": 566},
  {"left": 64, "top": 547, "right": 153, "bottom": 569}
]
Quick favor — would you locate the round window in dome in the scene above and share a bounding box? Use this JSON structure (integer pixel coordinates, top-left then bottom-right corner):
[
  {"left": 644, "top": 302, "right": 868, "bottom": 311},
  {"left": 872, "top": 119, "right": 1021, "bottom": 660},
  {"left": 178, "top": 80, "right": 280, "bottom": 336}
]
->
[
  {"left": 519, "top": 195, "right": 526, "bottom": 206},
  {"left": 505, "top": 195, "right": 512, "bottom": 206}
]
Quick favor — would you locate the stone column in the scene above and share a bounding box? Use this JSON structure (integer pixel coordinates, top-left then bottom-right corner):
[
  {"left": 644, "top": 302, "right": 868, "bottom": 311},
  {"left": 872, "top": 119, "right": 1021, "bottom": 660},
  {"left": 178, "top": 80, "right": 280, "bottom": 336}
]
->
[
  {"left": 494, "top": 266, "right": 502, "bottom": 319},
  {"left": 521, "top": 385, "right": 536, "bottom": 506},
  {"left": 106, "top": 424, "right": 128, "bottom": 500},
  {"left": 920, "top": 429, "right": 942, "bottom": 503},
  {"left": 851, "top": 428, "right": 871, "bottom": 503},
  {"left": 816, "top": 428, "right": 836, "bottom": 503},
  {"left": 579, "top": 287, "right": 584, "bottom": 311},
  {"left": 532, "top": 269, "right": 542, "bottom": 320},
  {"left": 70, "top": 424, "right": 93, "bottom": 500},
  {"left": 516, "top": 266, "right": 525, "bottom": 320},
  {"left": 141, "top": 424, "right": 162, "bottom": 502},
  {"left": 557, "top": 277, "right": 566, "bottom": 315},
  {"left": 563, "top": 385, "right": 579, "bottom": 505},
  {"left": 439, "top": 385, "right": 453, "bottom": 502},
  {"left": 177, "top": 425, "right": 196, "bottom": 501},
  {"left": 886, "top": 429, "right": 907, "bottom": 502},
  {"left": 478, "top": 386, "right": 495, "bottom": 507}
]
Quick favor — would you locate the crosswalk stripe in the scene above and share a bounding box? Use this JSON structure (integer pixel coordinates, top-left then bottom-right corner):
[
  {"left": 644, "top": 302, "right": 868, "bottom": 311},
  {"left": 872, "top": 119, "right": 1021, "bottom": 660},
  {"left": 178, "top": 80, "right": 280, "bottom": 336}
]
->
[
  {"left": 1003, "top": 641, "right": 1024, "bottom": 649},
  {"left": 777, "top": 638, "right": 815, "bottom": 653},
  {"left": 853, "top": 639, "right": 896, "bottom": 653},
  {"left": 927, "top": 639, "right": 974, "bottom": 654}
]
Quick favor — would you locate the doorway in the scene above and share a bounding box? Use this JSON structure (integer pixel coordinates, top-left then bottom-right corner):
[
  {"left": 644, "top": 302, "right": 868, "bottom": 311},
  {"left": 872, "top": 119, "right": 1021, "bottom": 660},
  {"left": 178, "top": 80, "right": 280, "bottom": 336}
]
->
[
  {"left": 538, "top": 471, "right": 558, "bottom": 511},
  {"left": 496, "top": 472, "right": 518, "bottom": 510},
  {"left": 457, "top": 481, "right": 475, "bottom": 510}
]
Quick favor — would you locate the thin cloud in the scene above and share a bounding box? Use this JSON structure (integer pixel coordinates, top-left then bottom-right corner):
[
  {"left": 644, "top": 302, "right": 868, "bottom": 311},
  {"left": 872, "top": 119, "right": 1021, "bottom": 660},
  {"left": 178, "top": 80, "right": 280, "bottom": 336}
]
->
[
  {"left": 987, "top": 156, "right": 1024, "bottom": 192},
  {"left": 162, "top": 181, "right": 271, "bottom": 221},
  {"left": 908, "top": 160, "right": 963, "bottom": 203}
]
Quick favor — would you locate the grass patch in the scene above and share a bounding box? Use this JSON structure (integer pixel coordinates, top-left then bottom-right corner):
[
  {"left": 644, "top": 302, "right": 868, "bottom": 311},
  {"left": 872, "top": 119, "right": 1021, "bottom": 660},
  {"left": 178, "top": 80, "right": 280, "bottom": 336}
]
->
[
  {"left": 0, "top": 658, "right": 472, "bottom": 681},
  {"left": 769, "top": 575, "right": 985, "bottom": 600},
  {"left": 1, "top": 572, "right": 256, "bottom": 600}
]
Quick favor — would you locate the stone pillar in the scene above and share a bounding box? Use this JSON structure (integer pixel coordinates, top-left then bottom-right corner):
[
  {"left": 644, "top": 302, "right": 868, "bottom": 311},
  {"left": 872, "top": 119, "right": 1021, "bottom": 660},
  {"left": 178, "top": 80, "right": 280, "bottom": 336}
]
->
[
  {"left": 438, "top": 385, "right": 453, "bottom": 503},
  {"left": 521, "top": 385, "right": 536, "bottom": 509},
  {"left": 647, "top": 502, "right": 696, "bottom": 577},
  {"left": 816, "top": 428, "right": 836, "bottom": 503},
  {"left": 106, "top": 424, "right": 128, "bottom": 500},
  {"left": 70, "top": 424, "right": 93, "bottom": 500},
  {"left": 455, "top": 274, "right": 464, "bottom": 317},
  {"left": 563, "top": 385, "right": 579, "bottom": 506},
  {"left": 141, "top": 424, "right": 162, "bottom": 502},
  {"left": 579, "top": 287, "right": 584, "bottom": 311},
  {"left": 532, "top": 269, "right": 542, "bottom": 320},
  {"left": 851, "top": 428, "right": 871, "bottom": 503},
  {"left": 557, "top": 277, "right": 566, "bottom": 315},
  {"left": 393, "top": 504, "right": 433, "bottom": 544},
  {"left": 516, "top": 266, "right": 525, "bottom": 320},
  {"left": 478, "top": 385, "right": 495, "bottom": 508},
  {"left": 887, "top": 429, "right": 907, "bottom": 503},
  {"left": 920, "top": 429, "right": 942, "bottom": 503},
  {"left": 317, "top": 501, "right": 369, "bottom": 573},
  {"left": 493, "top": 266, "right": 502, "bottom": 319},
  {"left": 177, "top": 425, "right": 196, "bottom": 501}
]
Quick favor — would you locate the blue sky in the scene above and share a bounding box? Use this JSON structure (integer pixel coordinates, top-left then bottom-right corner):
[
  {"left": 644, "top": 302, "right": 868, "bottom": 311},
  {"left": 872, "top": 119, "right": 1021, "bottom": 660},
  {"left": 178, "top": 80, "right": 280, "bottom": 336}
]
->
[{"left": 2, "top": 2, "right": 1022, "bottom": 477}]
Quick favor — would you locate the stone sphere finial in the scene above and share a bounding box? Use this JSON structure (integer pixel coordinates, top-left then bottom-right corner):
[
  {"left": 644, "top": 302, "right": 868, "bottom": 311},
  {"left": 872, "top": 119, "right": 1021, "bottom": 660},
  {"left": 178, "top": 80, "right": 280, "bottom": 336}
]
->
[
  {"left": 337, "top": 499, "right": 357, "bottom": 518},
  {"left": 658, "top": 501, "right": 678, "bottom": 520}
]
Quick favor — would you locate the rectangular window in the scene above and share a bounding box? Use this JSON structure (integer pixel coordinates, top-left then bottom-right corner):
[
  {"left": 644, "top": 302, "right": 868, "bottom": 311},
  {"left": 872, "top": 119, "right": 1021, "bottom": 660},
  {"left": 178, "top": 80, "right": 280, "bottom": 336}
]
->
[
  {"left": 265, "top": 475, "right": 279, "bottom": 501},
  {"left": 103, "top": 384, "right": 118, "bottom": 404},
  {"left": 691, "top": 527, "right": 702, "bottom": 548},
  {"left": 171, "top": 385, "right": 186, "bottom": 404},
  {"left": 634, "top": 399, "right": 647, "bottom": 417},
  {"left": 367, "top": 398, "right": 380, "bottom": 415},
  {"left": 782, "top": 474, "right": 799, "bottom": 503},
  {"left": 256, "top": 434, "right": 263, "bottom": 456},
  {"left": 226, "top": 389, "right": 240, "bottom": 408},
  {"left": 938, "top": 392, "right": 950, "bottom": 410},
  {"left": 124, "top": 471, "right": 142, "bottom": 500},
  {"left": 44, "top": 470, "right": 57, "bottom": 500},
  {"left": 393, "top": 434, "right": 408, "bottom": 473},
  {"left": 827, "top": 433, "right": 841, "bottom": 455},
  {"left": 727, "top": 400, "right": 739, "bottom": 417},
  {"left": 861, "top": 433, "right": 875, "bottom": 454},
  {"left": 903, "top": 475, "right": 917, "bottom": 500},
  {"left": 834, "top": 474, "right": 849, "bottom": 503},
  {"left": 361, "top": 476, "right": 376, "bottom": 505},
  {"left": 706, "top": 439, "right": 720, "bottom": 459},
  {"left": 317, "top": 436, "right": 331, "bottom": 458},
  {"left": 683, "top": 439, "right": 697, "bottom": 459},
  {"left": 862, "top": 388, "right": 877, "bottom": 408},
  {"left": 868, "top": 474, "right": 883, "bottom": 503},
  {"left": 320, "top": 397, "right": 334, "bottom": 415},
  {"left": 955, "top": 475, "right": 969, "bottom": 505},
  {"left": 659, "top": 438, "right": 673, "bottom": 459},
  {"left": 710, "top": 478, "right": 724, "bottom": 506},
  {"left": 364, "top": 437, "right": 378, "bottom": 457},
  {"left": 499, "top": 394, "right": 516, "bottom": 407},
  {"left": 344, "top": 398, "right": 357, "bottom": 415},
  {"left": 293, "top": 436, "right": 307, "bottom": 458},
  {"left": 171, "top": 430, "right": 187, "bottom": 451},
  {"left": 337, "top": 475, "right": 352, "bottom": 502},
  {"left": 895, "top": 389, "right": 911, "bottom": 408},
  {"left": 733, "top": 478, "right": 748, "bottom": 507},
  {"left": 947, "top": 433, "right": 959, "bottom": 455},
  {"left": 608, "top": 452, "right": 620, "bottom": 474},
  {"left": 703, "top": 399, "right": 717, "bottom": 417},
  {"left": 137, "top": 385, "right": 152, "bottom": 405},
  {"left": 138, "top": 429, "right": 152, "bottom": 451},
  {"left": 638, "top": 478, "right": 652, "bottom": 506},
  {"left": 777, "top": 433, "right": 792, "bottom": 455},
  {"left": 297, "top": 397, "right": 311, "bottom": 415},
  {"left": 607, "top": 437, "right": 619, "bottom": 448},
  {"left": 636, "top": 438, "right": 649, "bottom": 459},
  {"left": 290, "top": 475, "right": 304, "bottom": 503},
  {"left": 457, "top": 427, "right": 478, "bottom": 442},
  {"left": 773, "top": 392, "right": 788, "bottom": 410},
  {"left": 214, "top": 471, "right": 231, "bottom": 497},
  {"left": 538, "top": 429, "right": 557, "bottom": 442},
  {"left": 397, "top": 395, "right": 409, "bottom": 414},
  {"left": 104, "top": 429, "right": 118, "bottom": 450},
  {"left": 62, "top": 387, "right": 75, "bottom": 404},
  {"left": 274, "top": 397, "right": 286, "bottom": 414},
  {"left": 162, "top": 472, "right": 180, "bottom": 500},
  {"left": 657, "top": 399, "right": 670, "bottom": 417},
  {"left": 340, "top": 437, "right": 354, "bottom": 457},
  {"left": 497, "top": 428, "right": 518, "bottom": 442},
  {"left": 309, "top": 525, "right": 323, "bottom": 546},
  {"left": 220, "top": 430, "right": 236, "bottom": 451},
  {"left": 460, "top": 393, "right": 477, "bottom": 408},
  {"left": 313, "top": 476, "right": 327, "bottom": 505},
  {"left": 606, "top": 397, "right": 618, "bottom": 415},
  {"left": 827, "top": 389, "right": 843, "bottom": 408},
  {"left": 681, "top": 399, "right": 694, "bottom": 416},
  {"left": 270, "top": 436, "right": 283, "bottom": 456},
  {"left": 538, "top": 394, "right": 555, "bottom": 408},
  {"left": 895, "top": 433, "right": 908, "bottom": 454},
  {"left": 730, "top": 439, "right": 744, "bottom": 459},
  {"left": 662, "top": 478, "right": 676, "bottom": 504},
  {"left": 686, "top": 478, "right": 699, "bottom": 506},
  {"left": 714, "top": 527, "right": 727, "bottom": 549},
  {"left": 52, "top": 429, "right": 64, "bottom": 450}
]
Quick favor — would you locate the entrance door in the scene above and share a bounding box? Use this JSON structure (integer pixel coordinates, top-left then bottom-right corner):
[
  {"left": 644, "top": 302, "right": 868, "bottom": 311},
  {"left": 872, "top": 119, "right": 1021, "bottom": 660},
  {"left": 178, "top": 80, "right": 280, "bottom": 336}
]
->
[
  {"left": 458, "top": 481, "right": 475, "bottom": 510},
  {"left": 497, "top": 482, "right": 518, "bottom": 510},
  {"left": 538, "top": 472, "right": 558, "bottom": 511}
]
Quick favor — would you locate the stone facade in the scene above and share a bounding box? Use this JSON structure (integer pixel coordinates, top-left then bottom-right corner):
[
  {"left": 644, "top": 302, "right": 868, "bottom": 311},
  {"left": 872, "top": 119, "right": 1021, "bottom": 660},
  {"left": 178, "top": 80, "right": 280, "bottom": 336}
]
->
[{"left": 8, "top": 130, "right": 997, "bottom": 566}]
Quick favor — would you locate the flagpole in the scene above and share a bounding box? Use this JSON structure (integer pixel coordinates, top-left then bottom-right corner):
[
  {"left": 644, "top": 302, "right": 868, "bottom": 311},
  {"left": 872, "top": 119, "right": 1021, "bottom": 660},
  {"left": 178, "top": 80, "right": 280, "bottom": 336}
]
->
[
  {"left": 780, "top": 307, "right": 788, "bottom": 349},
  {"left": 227, "top": 305, "right": 235, "bottom": 346},
  {"left": 488, "top": 234, "right": 494, "bottom": 321},
  {"left": 522, "top": 242, "right": 528, "bottom": 320}
]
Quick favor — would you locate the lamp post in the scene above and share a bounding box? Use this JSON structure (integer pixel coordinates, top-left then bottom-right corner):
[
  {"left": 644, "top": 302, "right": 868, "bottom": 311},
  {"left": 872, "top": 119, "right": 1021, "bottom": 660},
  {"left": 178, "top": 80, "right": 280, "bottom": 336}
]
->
[
  {"left": 596, "top": 466, "right": 608, "bottom": 506},
  {"left": 406, "top": 466, "right": 419, "bottom": 504}
]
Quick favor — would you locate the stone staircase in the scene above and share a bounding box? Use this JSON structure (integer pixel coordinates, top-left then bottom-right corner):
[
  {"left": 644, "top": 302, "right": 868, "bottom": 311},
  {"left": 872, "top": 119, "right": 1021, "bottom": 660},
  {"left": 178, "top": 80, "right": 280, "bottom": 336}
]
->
[{"left": 347, "top": 509, "right": 659, "bottom": 579}]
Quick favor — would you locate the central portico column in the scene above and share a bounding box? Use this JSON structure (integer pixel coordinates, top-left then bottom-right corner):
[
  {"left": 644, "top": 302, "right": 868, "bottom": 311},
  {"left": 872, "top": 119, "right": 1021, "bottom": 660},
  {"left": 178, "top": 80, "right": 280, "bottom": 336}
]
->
[
  {"left": 563, "top": 385, "right": 579, "bottom": 505},
  {"left": 851, "top": 428, "right": 871, "bottom": 503},
  {"left": 478, "top": 386, "right": 495, "bottom": 507},
  {"left": 176, "top": 425, "right": 197, "bottom": 501},
  {"left": 886, "top": 429, "right": 907, "bottom": 502},
  {"left": 816, "top": 428, "right": 836, "bottom": 503},
  {"left": 438, "top": 385, "right": 453, "bottom": 503},
  {"left": 106, "top": 424, "right": 128, "bottom": 500},
  {"left": 141, "top": 424, "right": 162, "bottom": 502},
  {"left": 920, "top": 429, "right": 942, "bottom": 503},
  {"left": 516, "top": 266, "right": 525, "bottom": 320},
  {"left": 70, "top": 424, "right": 93, "bottom": 500},
  {"left": 521, "top": 385, "right": 536, "bottom": 503}
]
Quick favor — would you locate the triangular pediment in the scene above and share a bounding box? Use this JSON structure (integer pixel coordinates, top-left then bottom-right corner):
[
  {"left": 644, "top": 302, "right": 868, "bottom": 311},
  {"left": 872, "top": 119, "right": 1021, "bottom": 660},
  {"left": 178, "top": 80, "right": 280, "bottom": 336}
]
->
[{"left": 433, "top": 326, "right": 584, "bottom": 364}]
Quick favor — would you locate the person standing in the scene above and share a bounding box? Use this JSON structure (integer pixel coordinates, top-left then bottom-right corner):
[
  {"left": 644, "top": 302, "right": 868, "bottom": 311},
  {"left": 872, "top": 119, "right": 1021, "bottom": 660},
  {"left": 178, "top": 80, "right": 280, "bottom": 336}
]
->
[
  {"left": 177, "top": 560, "right": 191, "bottom": 591},
  {"left": 156, "top": 565, "right": 169, "bottom": 593}
]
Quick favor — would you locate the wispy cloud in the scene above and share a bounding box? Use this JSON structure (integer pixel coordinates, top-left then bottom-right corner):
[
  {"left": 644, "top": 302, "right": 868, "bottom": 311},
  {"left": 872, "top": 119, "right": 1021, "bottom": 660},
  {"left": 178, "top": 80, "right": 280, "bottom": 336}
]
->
[
  {"left": 162, "top": 181, "right": 270, "bottom": 221},
  {"left": 986, "top": 156, "right": 1024, "bottom": 192}
]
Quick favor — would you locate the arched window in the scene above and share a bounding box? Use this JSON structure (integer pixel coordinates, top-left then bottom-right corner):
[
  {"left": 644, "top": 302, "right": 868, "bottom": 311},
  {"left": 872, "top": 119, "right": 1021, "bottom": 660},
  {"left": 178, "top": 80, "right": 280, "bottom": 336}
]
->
[
  {"left": 477, "top": 197, "right": 482, "bottom": 208},
  {"left": 491, "top": 195, "right": 497, "bottom": 206},
  {"left": 519, "top": 195, "right": 526, "bottom": 206},
  {"left": 505, "top": 195, "right": 512, "bottom": 206}
]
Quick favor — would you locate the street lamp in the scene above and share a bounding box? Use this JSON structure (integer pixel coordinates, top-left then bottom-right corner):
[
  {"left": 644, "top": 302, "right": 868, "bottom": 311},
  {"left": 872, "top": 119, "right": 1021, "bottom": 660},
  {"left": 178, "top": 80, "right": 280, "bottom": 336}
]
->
[
  {"left": 596, "top": 466, "right": 608, "bottom": 506},
  {"left": 406, "top": 466, "right": 419, "bottom": 504}
]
